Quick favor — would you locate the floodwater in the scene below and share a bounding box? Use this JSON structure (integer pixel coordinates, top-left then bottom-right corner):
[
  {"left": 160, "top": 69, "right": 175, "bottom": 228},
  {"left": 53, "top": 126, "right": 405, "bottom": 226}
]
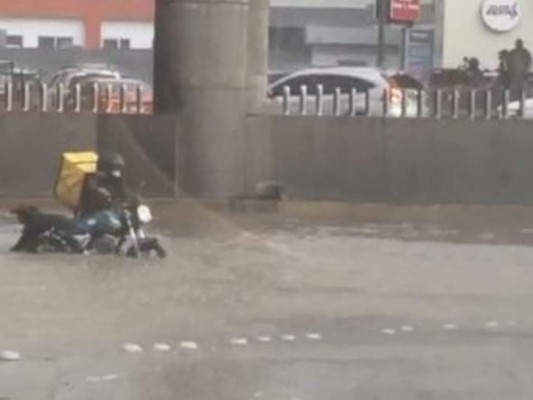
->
[{"left": 2, "top": 204, "right": 533, "bottom": 399}]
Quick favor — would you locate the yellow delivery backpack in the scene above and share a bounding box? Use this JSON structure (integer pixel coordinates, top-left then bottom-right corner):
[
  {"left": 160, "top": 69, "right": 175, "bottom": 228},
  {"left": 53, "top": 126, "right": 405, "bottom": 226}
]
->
[{"left": 55, "top": 151, "right": 98, "bottom": 211}]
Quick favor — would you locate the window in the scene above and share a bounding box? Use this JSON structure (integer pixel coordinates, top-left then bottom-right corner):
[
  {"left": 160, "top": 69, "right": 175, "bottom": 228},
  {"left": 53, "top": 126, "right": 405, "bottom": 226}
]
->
[
  {"left": 119, "top": 39, "right": 131, "bottom": 50},
  {"left": 38, "top": 36, "right": 74, "bottom": 49},
  {"left": 6, "top": 35, "right": 23, "bottom": 48},
  {"left": 38, "top": 36, "right": 55, "bottom": 49},
  {"left": 57, "top": 37, "right": 74, "bottom": 49},
  {"left": 102, "top": 38, "right": 131, "bottom": 50},
  {"left": 270, "top": 75, "right": 320, "bottom": 97},
  {"left": 317, "top": 75, "right": 375, "bottom": 94},
  {"left": 103, "top": 39, "right": 119, "bottom": 50}
]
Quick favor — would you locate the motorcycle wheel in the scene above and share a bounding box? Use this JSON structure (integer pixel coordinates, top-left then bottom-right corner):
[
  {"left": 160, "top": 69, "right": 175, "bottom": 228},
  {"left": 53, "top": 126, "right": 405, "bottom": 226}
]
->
[{"left": 126, "top": 239, "right": 167, "bottom": 259}]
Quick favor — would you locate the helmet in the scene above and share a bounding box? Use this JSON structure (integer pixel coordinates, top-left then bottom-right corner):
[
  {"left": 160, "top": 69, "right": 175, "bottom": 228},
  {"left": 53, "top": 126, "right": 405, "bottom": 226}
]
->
[{"left": 97, "top": 152, "right": 125, "bottom": 178}]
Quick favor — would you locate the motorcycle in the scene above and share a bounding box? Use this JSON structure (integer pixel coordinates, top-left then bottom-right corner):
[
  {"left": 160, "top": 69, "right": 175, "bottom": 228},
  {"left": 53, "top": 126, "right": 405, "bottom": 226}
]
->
[{"left": 11, "top": 203, "right": 167, "bottom": 259}]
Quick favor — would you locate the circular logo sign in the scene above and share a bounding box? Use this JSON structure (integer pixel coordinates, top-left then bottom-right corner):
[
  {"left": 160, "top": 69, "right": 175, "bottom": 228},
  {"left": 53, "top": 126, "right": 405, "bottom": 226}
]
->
[{"left": 481, "top": 0, "right": 521, "bottom": 32}]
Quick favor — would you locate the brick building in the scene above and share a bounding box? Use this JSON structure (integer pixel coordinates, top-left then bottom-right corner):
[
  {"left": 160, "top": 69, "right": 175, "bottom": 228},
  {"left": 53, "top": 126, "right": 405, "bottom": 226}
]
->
[{"left": 0, "top": 0, "right": 154, "bottom": 49}]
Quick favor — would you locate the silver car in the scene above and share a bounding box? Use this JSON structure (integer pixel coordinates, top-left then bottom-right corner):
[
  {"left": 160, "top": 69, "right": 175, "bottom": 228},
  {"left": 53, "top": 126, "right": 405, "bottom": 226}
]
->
[{"left": 267, "top": 67, "right": 427, "bottom": 117}]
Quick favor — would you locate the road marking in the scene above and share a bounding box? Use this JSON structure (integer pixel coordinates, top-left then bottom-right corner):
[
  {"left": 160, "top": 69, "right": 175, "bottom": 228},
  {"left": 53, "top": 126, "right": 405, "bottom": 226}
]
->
[
  {"left": 0, "top": 350, "right": 21, "bottom": 361},
  {"left": 153, "top": 343, "right": 172, "bottom": 352},
  {"left": 442, "top": 324, "right": 457, "bottom": 330},
  {"left": 122, "top": 343, "right": 143, "bottom": 353},
  {"left": 306, "top": 333, "right": 322, "bottom": 340},
  {"left": 257, "top": 336, "right": 272, "bottom": 343},
  {"left": 400, "top": 326, "right": 414, "bottom": 333},
  {"left": 179, "top": 341, "right": 199, "bottom": 350},
  {"left": 281, "top": 335, "right": 296, "bottom": 342},
  {"left": 485, "top": 321, "right": 500, "bottom": 328},
  {"left": 381, "top": 329, "right": 396, "bottom": 335},
  {"left": 87, "top": 374, "right": 120, "bottom": 383},
  {"left": 480, "top": 233, "right": 496, "bottom": 241},
  {"left": 231, "top": 338, "right": 248, "bottom": 346}
]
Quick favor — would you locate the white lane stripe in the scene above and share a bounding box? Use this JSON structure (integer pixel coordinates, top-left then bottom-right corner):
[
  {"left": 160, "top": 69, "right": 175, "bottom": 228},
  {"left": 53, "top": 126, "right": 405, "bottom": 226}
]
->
[
  {"left": 306, "top": 333, "right": 322, "bottom": 340},
  {"left": 87, "top": 374, "right": 120, "bottom": 382},
  {"left": 257, "top": 336, "right": 272, "bottom": 343},
  {"left": 400, "top": 326, "right": 414, "bottom": 332},
  {"left": 0, "top": 350, "right": 21, "bottom": 361},
  {"left": 231, "top": 338, "right": 248, "bottom": 345},
  {"left": 281, "top": 335, "right": 296, "bottom": 342},
  {"left": 179, "top": 341, "right": 199, "bottom": 350},
  {"left": 381, "top": 329, "right": 396, "bottom": 335},
  {"left": 442, "top": 324, "right": 457, "bottom": 330},
  {"left": 122, "top": 343, "right": 143, "bottom": 353},
  {"left": 153, "top": 343, "right": 172, "bottom": 352},
  {"left": 485, "top": 321, "right": 499, "bottom": 328}
]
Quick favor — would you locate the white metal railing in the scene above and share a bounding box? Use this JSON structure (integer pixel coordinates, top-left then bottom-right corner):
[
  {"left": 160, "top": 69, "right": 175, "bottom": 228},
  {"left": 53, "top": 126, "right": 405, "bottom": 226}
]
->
[
  {"left": 0, "top": 81, "right": 152, "bottom": 115},
  {"left": 272, "top": 84, "right": 528, "bottom": 120}
]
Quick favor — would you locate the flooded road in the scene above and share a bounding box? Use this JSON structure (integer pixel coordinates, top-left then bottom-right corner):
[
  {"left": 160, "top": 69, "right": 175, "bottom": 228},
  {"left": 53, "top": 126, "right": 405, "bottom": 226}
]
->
[{"left": 2, "top": 205, "right": 533, "bottom": 399}]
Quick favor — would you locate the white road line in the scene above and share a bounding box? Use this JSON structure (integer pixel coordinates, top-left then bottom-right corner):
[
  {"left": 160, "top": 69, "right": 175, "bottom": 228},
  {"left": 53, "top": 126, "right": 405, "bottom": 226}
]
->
[
  {"left": 485, "top": 321, "right": 500, "bottom": 328},
  {"left": 442, "top": 324, "right": 457, "bottom": 330},
  {"left": 179, "top": 341, "right": 199, "bottom": 350},
  {"left": 281, "top": 335, "right": 296, "bottom": 342},
  {"left": 400, "top": 326, "right": 414, "bottom": 333},
  {"left": 153, "top": 343, "right": 172, "bottom": 352},
  {"left": 257, "top": 336, "right": 272, "bottom": 343},
  {"left": 231, "top": 338, "right": 248, "bottom": 345},
  {"left": 381, "top": 329, "right": 396, "bottom": 335},
  {"left": 122, "top": 343, "right": 143, "bottom": 353},
  {"left": 0, "top": 350, "right": 21, "bottom": 361},
  {"left": 306, "top": 333, "right": 322, "bottom": 340},
  {"left": 87, "top": 374, "right": 120, "bottom": 383}
]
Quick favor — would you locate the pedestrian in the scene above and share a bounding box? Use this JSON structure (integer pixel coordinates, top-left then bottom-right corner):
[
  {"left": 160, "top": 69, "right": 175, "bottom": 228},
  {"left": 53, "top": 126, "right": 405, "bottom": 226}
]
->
[
  {"left": 507, "top": 39, "right": 532, "bottom": 100},
  {"left": 498, "top": 49, "right": 510, "bottom": 89}
]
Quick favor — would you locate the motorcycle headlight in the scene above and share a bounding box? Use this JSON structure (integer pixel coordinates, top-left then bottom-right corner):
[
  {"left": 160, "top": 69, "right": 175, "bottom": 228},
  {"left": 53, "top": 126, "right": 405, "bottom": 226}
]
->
[{"left": 137, "top": 205, "right": 153, "bottom": 224}]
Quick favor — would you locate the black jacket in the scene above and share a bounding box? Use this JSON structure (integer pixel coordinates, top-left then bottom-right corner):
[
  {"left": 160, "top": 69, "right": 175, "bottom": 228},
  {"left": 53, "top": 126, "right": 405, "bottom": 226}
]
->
[{"left": 78, "top": 172, "right": 128, "bottom": 216}]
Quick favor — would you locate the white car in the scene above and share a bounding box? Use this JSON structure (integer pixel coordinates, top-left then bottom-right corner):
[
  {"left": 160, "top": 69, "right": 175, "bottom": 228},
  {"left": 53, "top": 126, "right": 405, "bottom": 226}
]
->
[{"left": 267, "top": 67, "right": 427, "bottom": 117}]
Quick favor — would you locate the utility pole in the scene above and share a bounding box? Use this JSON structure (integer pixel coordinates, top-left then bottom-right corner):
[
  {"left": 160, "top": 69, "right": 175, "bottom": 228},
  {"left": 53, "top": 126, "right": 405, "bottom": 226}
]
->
[{"left": 376, "top": 0, "right": 387, "bottom": 68}]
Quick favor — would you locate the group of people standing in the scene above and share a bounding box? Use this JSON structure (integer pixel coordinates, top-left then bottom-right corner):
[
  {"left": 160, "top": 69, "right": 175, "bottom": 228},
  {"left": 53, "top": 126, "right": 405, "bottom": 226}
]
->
[{"left": 498, "top": 39, "right": 532, "bottom": 100}]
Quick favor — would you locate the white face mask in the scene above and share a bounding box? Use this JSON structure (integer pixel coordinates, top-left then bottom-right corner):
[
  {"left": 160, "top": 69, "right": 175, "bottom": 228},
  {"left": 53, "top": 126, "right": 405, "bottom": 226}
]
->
[{"left": 111, "top": 170, "right": 122, "bottom": 178}]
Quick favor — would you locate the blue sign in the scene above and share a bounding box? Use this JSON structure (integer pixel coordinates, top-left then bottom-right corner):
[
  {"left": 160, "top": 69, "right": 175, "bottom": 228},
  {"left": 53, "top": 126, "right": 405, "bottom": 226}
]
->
[{"left": 405, "top": 29, "right": 434, "bottom": 82}]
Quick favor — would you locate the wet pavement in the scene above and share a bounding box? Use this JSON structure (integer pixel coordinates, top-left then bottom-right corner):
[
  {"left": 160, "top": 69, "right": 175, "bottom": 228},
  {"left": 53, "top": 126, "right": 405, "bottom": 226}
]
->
[{"left": 2, "top": 204, "right": 533, "bottom": 399}]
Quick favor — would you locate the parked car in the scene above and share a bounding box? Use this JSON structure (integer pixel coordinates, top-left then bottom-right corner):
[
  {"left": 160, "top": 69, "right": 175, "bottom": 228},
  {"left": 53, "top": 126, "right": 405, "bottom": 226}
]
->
[
  {"left": 267, "top": 67, "right": 427, "bottom": 117},
  {"left": 49, "top": 64, "right": 121, "bottom": 88}
]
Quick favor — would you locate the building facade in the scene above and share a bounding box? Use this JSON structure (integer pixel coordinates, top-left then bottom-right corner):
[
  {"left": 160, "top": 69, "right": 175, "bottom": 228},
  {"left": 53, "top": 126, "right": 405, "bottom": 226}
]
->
[
  {"left": 0, "top": 0, "right": 153, "bottom": 49},
  {"left": 438, "top": 0, "right": 531, "bottom": 70},
  {"left": 269, "top": 0, "right": 436, "bottom": 73}
]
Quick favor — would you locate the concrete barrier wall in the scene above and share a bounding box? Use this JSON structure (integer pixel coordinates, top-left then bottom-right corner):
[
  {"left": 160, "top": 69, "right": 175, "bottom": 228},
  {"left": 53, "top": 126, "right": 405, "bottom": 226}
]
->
[
  {"left": 248, "top": 116, "right": 533, "bottom": 205},
  {"left": 0, "top": 113, "right": 97, "bottom": 197},
  {"left": 3, "top": 111, "right": 533, "bottom": 205},
  {"left": 97, "top": 114, "right": 178, "bottom": 197},
  {"left": 0, "top": 113, "right": 177, "bottom": 198}
]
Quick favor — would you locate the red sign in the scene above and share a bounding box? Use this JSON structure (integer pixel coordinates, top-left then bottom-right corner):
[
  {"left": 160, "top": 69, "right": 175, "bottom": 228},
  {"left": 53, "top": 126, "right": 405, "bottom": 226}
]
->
[{"left": 389, "top": 0, "right": 421, "bottom": 23}]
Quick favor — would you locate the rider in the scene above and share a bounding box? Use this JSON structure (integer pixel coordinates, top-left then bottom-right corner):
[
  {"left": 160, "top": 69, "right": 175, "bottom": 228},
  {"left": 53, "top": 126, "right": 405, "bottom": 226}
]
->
[{"left": 71, "top": 152, "right": 129, "bottom": 238}]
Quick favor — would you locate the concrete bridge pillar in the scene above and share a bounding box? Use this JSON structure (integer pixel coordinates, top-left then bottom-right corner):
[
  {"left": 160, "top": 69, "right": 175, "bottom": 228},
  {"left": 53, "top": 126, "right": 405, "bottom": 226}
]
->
[
  {"left": 154, "top": 0, "right": 253, "bottom": 198},
  {"left": 247, "top": 0, "right": 270, "bottom": 113}
]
